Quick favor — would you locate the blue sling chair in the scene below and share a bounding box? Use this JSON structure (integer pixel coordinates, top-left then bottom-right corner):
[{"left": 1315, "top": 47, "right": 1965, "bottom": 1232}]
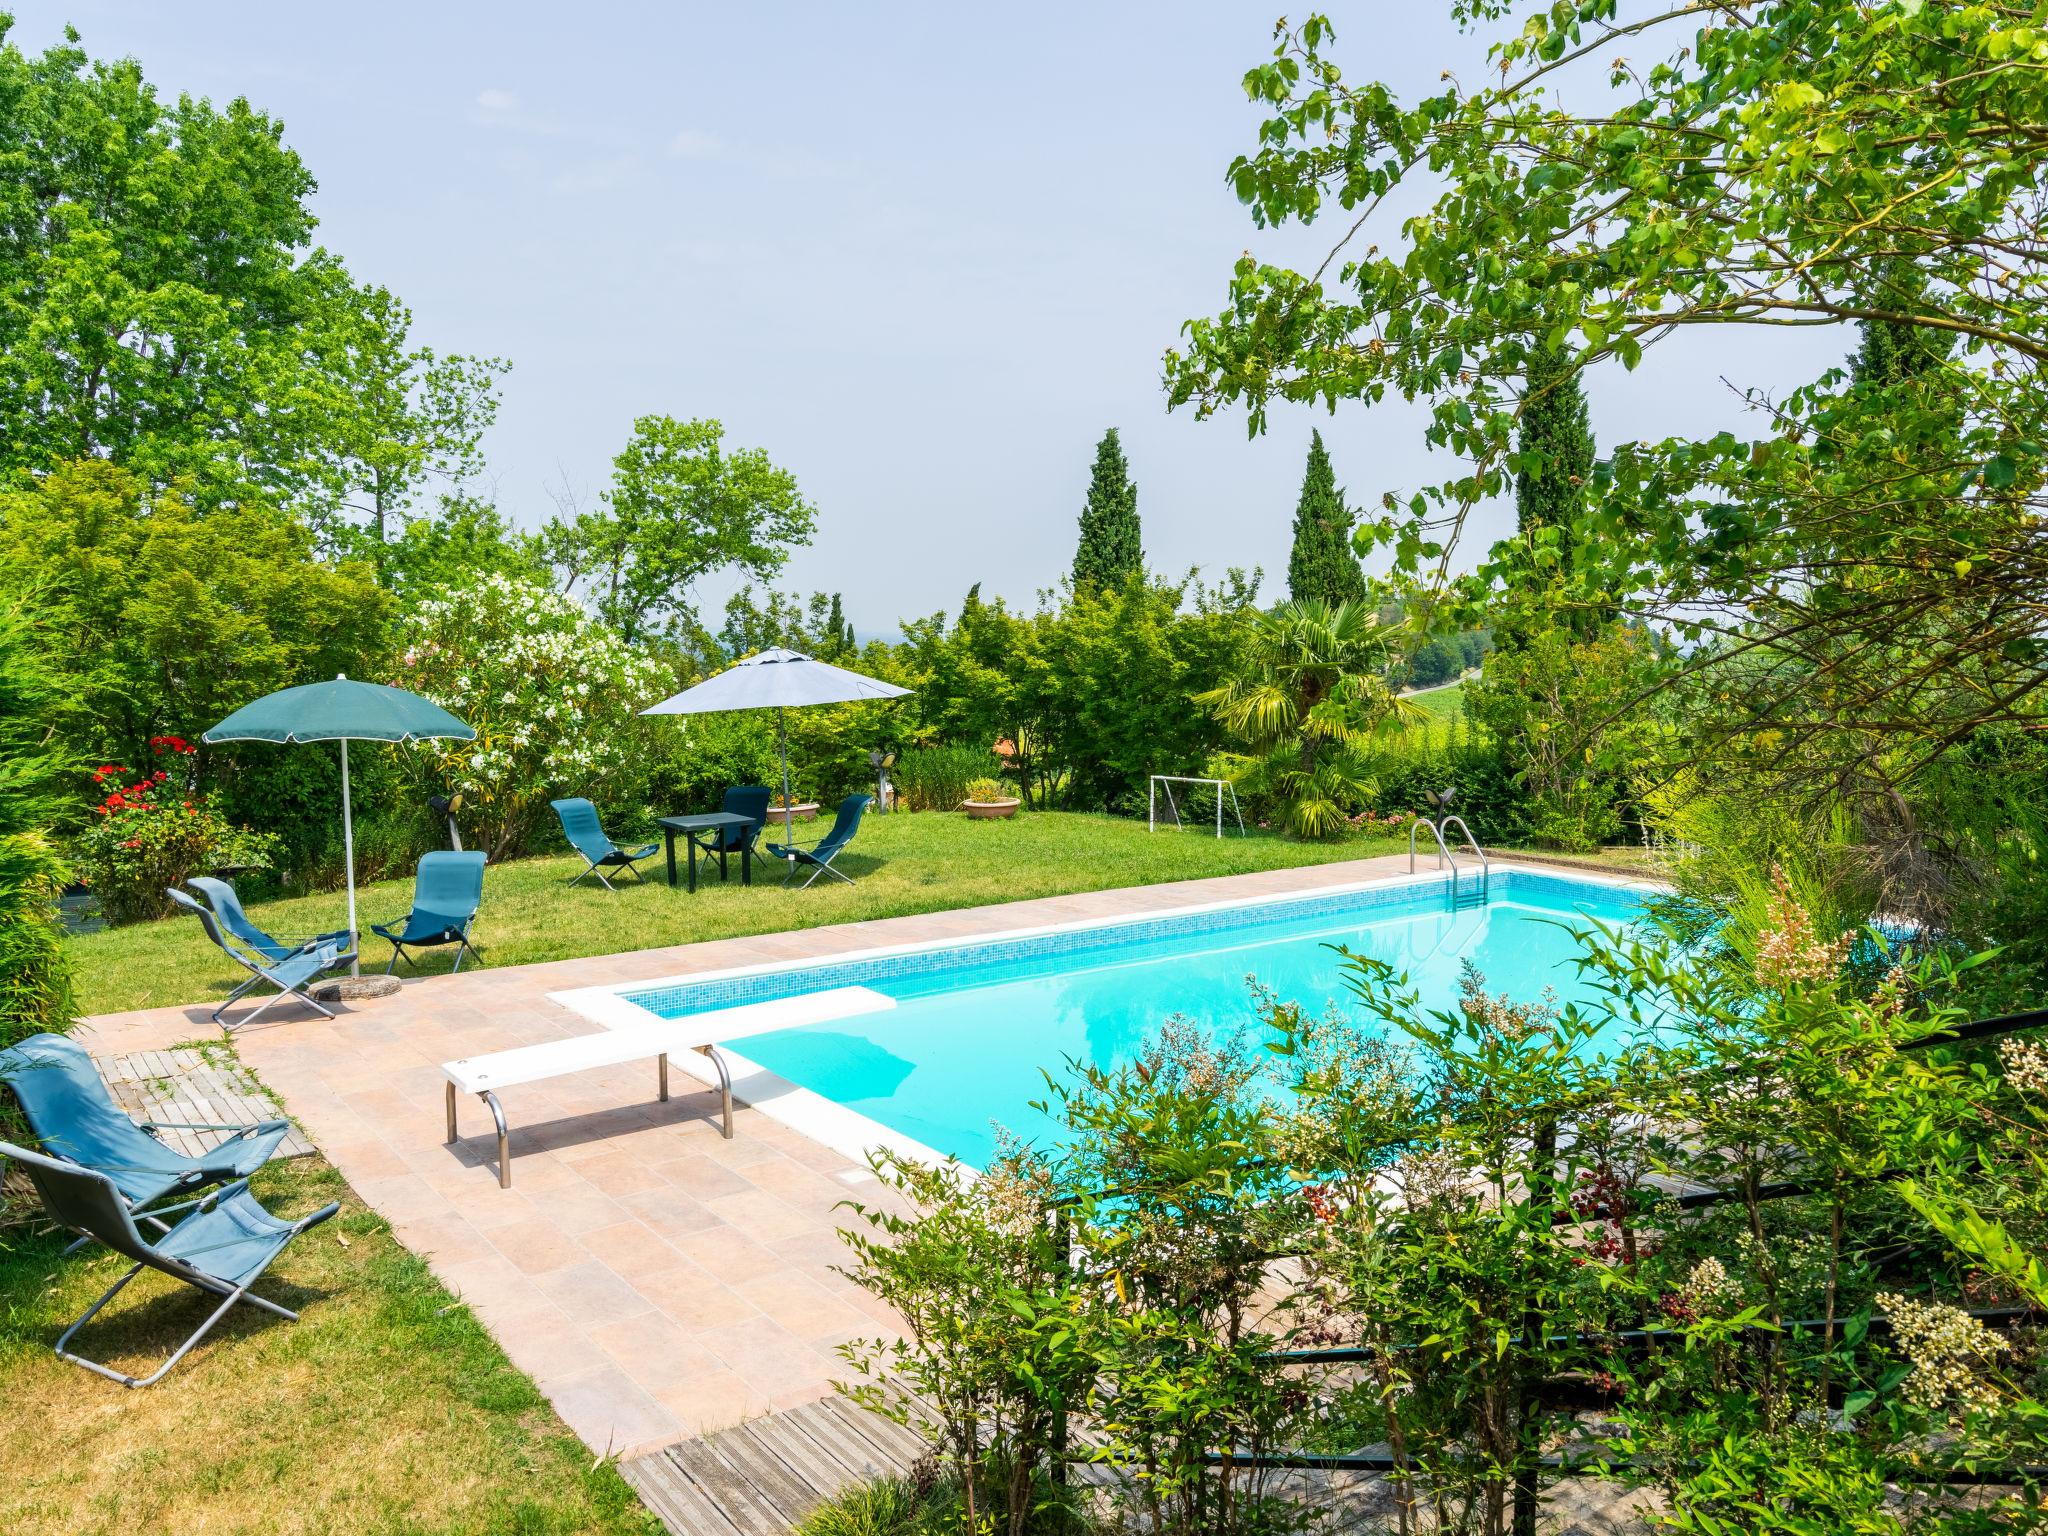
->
[
  {"left": 767, "top": 793, "right": 872, "bottom": 887},
  {"left": 169, "top": 887, "right": 352, "bottom": 1029},
  {"left": 0, "top": 1031, "right": 291, "bottom": 1251},
  {"left": 372, "top": 850, "right": 488, "bottom": 974},
  {"left": 0, "top": 1137, "right": 337, "bottom": 1387},
  {"left": 175, "top": 875, "right": 355, "bottom": 1027},
  {"left": 551, "top": 797, "right": 658, "bottom": 889}
]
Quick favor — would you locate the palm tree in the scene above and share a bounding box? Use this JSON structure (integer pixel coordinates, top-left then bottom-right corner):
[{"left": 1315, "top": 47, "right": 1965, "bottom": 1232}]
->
[{"left": 1197, "top": 599, "right": 1405, "bottom": 837}]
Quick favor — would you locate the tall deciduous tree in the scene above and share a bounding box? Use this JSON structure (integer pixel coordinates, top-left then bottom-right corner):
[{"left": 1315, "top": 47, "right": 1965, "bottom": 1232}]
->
[
  {"left": 0, "top": 22, "right": 502, "bottom": 528},
  {"left": 1286, "top": 430, "right": 1368, "bottom": 607},
  {"left": 549, "top": 415, "right": 817, "bottom": 643},
  {"left": 1168, "top": 3, "right": 2048, "bottom": 795},
  {"left": 1072, "top": 428, "right": 1143, "bottom": 589}
]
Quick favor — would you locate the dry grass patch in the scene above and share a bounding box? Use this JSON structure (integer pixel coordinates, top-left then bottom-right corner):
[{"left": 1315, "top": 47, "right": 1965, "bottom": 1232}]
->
[{"left": 0, "top": 1156, "right": 659, "bottom": 1536}]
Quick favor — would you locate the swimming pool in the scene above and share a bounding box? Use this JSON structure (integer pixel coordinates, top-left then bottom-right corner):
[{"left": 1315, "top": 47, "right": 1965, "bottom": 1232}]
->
[{"left": 570, "top": 868, "right": 1654, "bottom": 1170}]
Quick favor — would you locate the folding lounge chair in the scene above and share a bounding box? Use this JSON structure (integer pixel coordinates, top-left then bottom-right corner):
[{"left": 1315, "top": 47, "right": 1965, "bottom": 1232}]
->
[
  {"left": 767, "top": 793, "right": 872, "bottom": 887},
  {"left": 0, "top": 1031, "right": 291, "bottom": 1248},
  {"left": 168, "top": 887, "right": 353, "bottom": 1029},
  {"left": 551, "top": 797, "right": 659, "bottom": 890},
  {"left": 187, "top": 875, "right": 350, "bottom": 965},
  {"left": 0, "top": 1137, "right": 338, "bottom": 1388},
  {"left": 372, "top": 850, "right": 488, "bottom": 974}
]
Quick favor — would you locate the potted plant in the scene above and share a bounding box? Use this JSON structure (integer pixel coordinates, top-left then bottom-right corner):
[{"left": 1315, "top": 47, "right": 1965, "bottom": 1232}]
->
[
  {"left": 960, "top": 777, "right": 1021, "bottom": 820},
  {"left": 769, "top": 791, "right": 820, "bottom": 824}
]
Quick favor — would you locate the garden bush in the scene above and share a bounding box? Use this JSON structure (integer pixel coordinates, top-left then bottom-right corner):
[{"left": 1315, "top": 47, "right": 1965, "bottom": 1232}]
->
[
  {"left": 398, "top": 575, "right": 673, "bottom": 859},
  {"left": 892, "top": 745, "right": 999, "bottom": 813},
  {"left": 0, "top": 602, "right": 74, "bottom": 1045},
  {"left": 72, "top": 740, "right": 277, "bottom": 924}
]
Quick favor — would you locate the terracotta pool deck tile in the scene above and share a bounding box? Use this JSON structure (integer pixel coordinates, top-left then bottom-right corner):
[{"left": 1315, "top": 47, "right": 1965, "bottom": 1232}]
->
[
  {"left": 589, "top": 1312, "right": 725, "bottom": 1394},
  {"left": 577, "top": 1219, "right": 692, "bottom": 1282},
  {"left": 545, "top": 1362, "right": 681, "bottom": 1459},
  {"left": 486, "top": 1215, "right": 594, "bottom": 1276},
  {"left": 633, "top": 1276, "right": 759, "bottom": 1338},
  {"left": 76, "top": 852, "right": 1419, "bottom": 1455},
  {"left": 532, "top": 1259, "right": 658, "bottom": 1327},
  {"left": 650, "top": 1152, "right": 759, "bottom": 1202},
  {"left": 654, "top": 1368, "right": 775, "bottom": 1438}
]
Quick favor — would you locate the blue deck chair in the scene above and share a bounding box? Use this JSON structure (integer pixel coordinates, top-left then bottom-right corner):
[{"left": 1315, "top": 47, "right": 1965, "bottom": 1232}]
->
[
  {"left": 371, "top": 850, "right": 487, "bottom": 974},
  {"left": 0, "top": 1031, "right": 291, "bottom": 1248},
  {"left": 767, "top": 793, "right": 872, "bottom": 887},
  {"left": 168, "top": 887, "right": 353, "bottom": 1029},
  {"left": 551, "top": 797, "right": 659, "bottom": 889},
  {"left": 713, "top": 784, "right": 772, "bottom": 873},
  {"left": 0, "top": 1138, "right": 338, "bottom": 1387}
]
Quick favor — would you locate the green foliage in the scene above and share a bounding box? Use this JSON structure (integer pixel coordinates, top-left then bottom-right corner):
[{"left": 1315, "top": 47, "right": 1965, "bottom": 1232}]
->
[
  {"left": 1462, "top": 623, "right": 1666, "bottom": 850},
  {"left": 1071, "top": 428, "right": 1143, "bottom": 590},
  {"left": 73, "top": 740, "right": 277, "bottom": 924},
  {"left": 0, "top": 600, "right": 73, "bottom": 1044},
  {"left": 1404, "top": 635, "right": 1464, "bottom": 688},
  {"left": 0, "top": 459, "right": 391, "bottom": 798},
  {"left": 891, "top": 745, "right": 1000, "bottom": 814},
  {"left": 550, "top": 415, "right": 818, "bottom": 643},
  {"left": 380, "top": 494, "right": 550, "bottom": 604},
  {"left": 1198, "top": 598, "right": 1402, "bottom": 837},
  {"left": 1284, "top": 430, "right": 1366, "bottom": 607},
  {"left": 1169, "top": 1, "right": 2048, "bottom": 802},
  {"left": 1511, "top": 347, "right": 1593, "bottom": 570},
  {"left": 0, "top": 23, "right": 500, "bottom": 519},
  {"left": 398, "top": 574, "right": 672, "bottom": 858}
]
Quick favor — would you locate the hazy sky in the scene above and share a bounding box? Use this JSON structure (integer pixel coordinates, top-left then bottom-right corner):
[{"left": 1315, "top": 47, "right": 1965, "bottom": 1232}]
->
[{"left": 15, "top": 3, "right": 1849, "bottom": 631}]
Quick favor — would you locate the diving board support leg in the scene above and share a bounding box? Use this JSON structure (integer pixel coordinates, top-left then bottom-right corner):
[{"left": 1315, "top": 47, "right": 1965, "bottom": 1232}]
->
[
  {"left": 696, "top": 1045, "right": 733, "bottom": 1138},
  {"left": 658, "top": 1052, "right": 669, "bottom": 1103},
  {"left": 445, "top": 1081, "right": 457, "bottom": 1145},
  {"left": 481, "top": 1090, "right": 510, "bottom": 1188}
]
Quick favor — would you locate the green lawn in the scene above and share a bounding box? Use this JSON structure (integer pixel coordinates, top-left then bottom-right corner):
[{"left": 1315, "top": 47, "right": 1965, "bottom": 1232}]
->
[
  {"left": 1407, "top": 679, "right": 1467, "bottom": 722},
  {"left": 70, "top": 811, "right": 1403, "bottom": 1016},
  {"left": 0, "top": 1157, "right": 659, "bottom": 1536}
]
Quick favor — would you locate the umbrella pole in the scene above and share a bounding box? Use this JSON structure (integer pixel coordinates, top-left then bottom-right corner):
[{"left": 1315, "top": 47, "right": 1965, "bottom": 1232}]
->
[
  {"left": 341, "top": 739, "right": 360, "bottom": 977},
  {"left": 778, "top": 708, "right": 794, "bottom": 838}
]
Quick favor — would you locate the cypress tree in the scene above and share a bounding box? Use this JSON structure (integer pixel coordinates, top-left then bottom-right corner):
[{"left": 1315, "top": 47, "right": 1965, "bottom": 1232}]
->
[
  {"left": 1285, "top": 430, "right": 1368, "bottom": 607},
  {"left": 1514, "top": 348, "right": 1595, "bottom": 564},
  {"left": 825, "top": 592, "right": 849, "bottom": 657},
  {"left": 1072, "top": 428, "right": 1143, "bottom": 589},
  {"left": 1852, "top": 263, "right": 1950, "bottom": 386}
]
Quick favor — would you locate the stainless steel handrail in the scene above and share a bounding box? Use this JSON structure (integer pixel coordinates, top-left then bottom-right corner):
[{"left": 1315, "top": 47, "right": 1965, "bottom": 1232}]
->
[
  {"left": 1409, "top": 814, "right": 1462, "bottom": 905},
  {"left": 1440, "top": 814, "right": 1488, "bottom": 898}
]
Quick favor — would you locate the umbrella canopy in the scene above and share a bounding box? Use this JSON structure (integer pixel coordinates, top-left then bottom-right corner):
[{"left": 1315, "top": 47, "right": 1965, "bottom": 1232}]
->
[
  {"left": 205, "top": 677, "right": 475, "bottom": 744},
  {"left": 642, "top": 649, "right": 911, "bottom": 831},
  {"left": 204, "top": 676, "right": 475, "bottom": 976}
]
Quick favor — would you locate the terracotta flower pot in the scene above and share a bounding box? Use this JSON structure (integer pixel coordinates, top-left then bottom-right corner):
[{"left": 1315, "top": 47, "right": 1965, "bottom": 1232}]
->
[{"left": 962, "top": 797, "right": 1021, "bottom": 820}]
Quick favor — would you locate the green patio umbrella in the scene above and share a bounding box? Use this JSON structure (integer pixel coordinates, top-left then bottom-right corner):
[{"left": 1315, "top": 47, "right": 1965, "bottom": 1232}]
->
[{"left": 203, "top": 676, "right": 475, "bottom": 977}]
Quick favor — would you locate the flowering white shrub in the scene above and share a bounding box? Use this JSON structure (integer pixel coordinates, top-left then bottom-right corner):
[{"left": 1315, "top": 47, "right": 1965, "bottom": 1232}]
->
[{"left": 398, "top": 574, "right": 673, "bottom": 857}]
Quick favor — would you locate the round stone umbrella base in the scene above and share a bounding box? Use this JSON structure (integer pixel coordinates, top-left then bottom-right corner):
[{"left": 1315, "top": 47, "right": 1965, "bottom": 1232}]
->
[{"left": 312, "top": 973, "right": 402, "bottom": 1003}]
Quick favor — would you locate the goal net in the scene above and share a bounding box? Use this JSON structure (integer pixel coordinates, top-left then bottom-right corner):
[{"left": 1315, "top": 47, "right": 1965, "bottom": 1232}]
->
[{"left": 1148, "top": 775, "right": 1246, "bottom": 837}]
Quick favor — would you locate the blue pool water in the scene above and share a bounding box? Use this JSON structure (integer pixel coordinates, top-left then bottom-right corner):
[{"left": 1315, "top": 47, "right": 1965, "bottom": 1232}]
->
[{"left": 626, "top": 871, "right": 1650, "bottom": 1169}]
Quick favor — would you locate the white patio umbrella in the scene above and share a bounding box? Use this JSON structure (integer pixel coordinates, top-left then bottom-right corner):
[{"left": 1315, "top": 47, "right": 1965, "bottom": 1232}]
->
[{"left": 641, "top": 648, "right": 912, "bottom": 833}]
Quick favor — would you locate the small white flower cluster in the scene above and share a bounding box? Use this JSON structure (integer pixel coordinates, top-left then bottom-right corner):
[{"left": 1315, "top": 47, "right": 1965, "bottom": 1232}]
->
[
  {"left": 1681, "top": 1255, "right": 1738, "bottom": 1309},
  {"left": 1877, "top": 1292, "right": 2004, "bottom": 1415},
  {"left": 1999, "top": 1036, "right": 2048, "bottom": 1097},
  {"left": 1754, "top": 865, "right": 1853, "bottom": 988}
]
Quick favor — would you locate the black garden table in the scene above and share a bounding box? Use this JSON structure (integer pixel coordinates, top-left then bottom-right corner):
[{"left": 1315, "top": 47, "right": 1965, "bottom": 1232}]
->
[{"left": 657, "top": 812, "right": 758, "bottom": 892}]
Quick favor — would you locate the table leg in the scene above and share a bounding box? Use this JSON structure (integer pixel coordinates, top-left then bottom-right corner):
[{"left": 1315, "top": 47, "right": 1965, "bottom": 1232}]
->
[
  {"left": 665, "top": 828, "right": 678, "bottom": 887},
  {"left": 719, "top": 846, "right": 729, "bottom": 882},
  {"left": 687, "top": 836, "right": 698, "bottom": 894},
  {"left": 742, "top": 845, "right": 752, "bottom": 887}
]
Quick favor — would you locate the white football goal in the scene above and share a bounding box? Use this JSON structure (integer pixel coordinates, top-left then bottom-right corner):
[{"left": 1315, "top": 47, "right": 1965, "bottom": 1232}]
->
[{"left": 1147, "top": 775, "right": 1246, "bottom": 837}]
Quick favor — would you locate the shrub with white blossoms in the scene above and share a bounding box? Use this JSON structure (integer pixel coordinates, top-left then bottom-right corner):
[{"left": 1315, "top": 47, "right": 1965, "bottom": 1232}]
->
[{"left": 398, "top": 574, "right": 673, "bottom": 859}]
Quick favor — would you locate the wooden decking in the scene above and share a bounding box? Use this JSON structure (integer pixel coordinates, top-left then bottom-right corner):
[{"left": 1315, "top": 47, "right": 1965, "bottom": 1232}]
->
[
  {"left": 621, "top": 1395, "right": 932, "bottom": 1536},
  {"left": 620, "top": 1395, "right": 1654, "bottom": 1536},
  {"left": 97, "top": 1047, "right": 315, "bottom": 1159}
]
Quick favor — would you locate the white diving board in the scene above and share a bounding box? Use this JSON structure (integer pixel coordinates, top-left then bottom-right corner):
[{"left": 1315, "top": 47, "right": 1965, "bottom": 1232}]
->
[{"left": 440, "top": 986, "right": 896, "bottom": 1187}]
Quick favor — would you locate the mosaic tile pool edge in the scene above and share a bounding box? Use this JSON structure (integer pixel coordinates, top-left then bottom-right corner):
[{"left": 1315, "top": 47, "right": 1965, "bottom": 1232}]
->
[{"left": 623, "top": 869, "right": 1644, "bottom": 1021}]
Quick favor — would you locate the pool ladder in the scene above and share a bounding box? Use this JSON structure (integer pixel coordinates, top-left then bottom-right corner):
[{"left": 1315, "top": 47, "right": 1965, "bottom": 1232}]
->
[{"left": 1410, "top": 814, "right": 1490, "bottom": 909}]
